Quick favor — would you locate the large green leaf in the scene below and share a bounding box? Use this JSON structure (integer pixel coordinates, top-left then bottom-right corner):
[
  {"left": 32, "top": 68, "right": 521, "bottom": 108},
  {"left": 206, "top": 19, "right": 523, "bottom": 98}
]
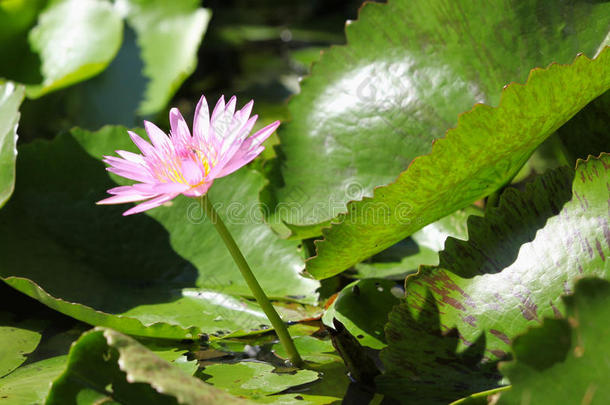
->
[
  {"left": 0, "top": 356, "right": 67, "bottom": 404},
  {"left": 46, "top": 328, "right": 252, "bottom": 404},
  {"left": 0, "top": 324, "right": 199, "bottom": 404},
  {"left": 272, "top": 334, "right": 340, "bottom": 365},
  {"left": 498, "top": 278, "right": 610, "bottom": 405},
  {"left": 0, "top": 126, "right": 318, "bottom": 339},
  {"left": 378, "top": 292, "right": 502, "bottom": 404},
  {"left": 377, "top": 154, "right": 610, "bottom": 403},
  {"left": 0, "top": 82, "right": 24, "bottom": 208},
  {"left": 203, "top": 362, "right": 320, "bottom": 404},
  {"left": 199, "top": 323, "right": 348, "bottom": 404},
  {"left": 67, "top": 0, "right": 211, "bottom": 126},
  {"left": 268, "top": 0, "right": 610, "bottom": 236},
  {"left": 307, "top": 47, "right": 610, "bottom": 279},
  {"left": 65, "top": 24, "right": 148, "bottom": 129},
  {"left": 26, "top": 0, "right": 123, "bottom": 98},
  {"left": 118, "top": 0, "right": 211, "bottom": 115},
  {"left": 268, "top": 347, "right": 349, "bottom": 404},
  {"left": 3, "top": 0, "right": 209, "bottom": 122},
  {"left": 0, "top": 280, "right": 75, "bottom": 378},
  {"left": 0, "top": 312, "right": 46, "bottom": 378}
]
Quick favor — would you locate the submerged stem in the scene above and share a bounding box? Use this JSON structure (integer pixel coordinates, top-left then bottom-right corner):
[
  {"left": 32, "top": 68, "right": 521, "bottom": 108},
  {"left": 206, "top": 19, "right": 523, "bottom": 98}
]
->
[{"left": 200, "top": 195, "right": 303, "bottom": 367}]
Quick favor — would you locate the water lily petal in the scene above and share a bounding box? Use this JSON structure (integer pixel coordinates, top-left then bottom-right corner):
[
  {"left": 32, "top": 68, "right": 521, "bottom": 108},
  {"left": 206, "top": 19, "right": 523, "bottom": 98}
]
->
[
  {"left": 122, "top": 194, "right": 178, "bottom": 216},
  {"left": 153, "top": 182, "right": 190, "bottom": 193},
  {"left": 97, "top": 191, "right": 157, "bottom": 205},
  {"left": 193, "top": 95, "right": 210, "bottom": 142},
  {"left": 210, "top": 95, "right": 225, "bottom": 123},
  {"left": 218, "top": 146, "right": 265, "bottom": 177},
  {"left": 106, "top": 166, "right": 152, "bottom": 183},
  {"left": 144, "top": 121, "right": 170, "bottom": 150},
  {"left": 128, "top": 131, "right": 156, "bottom": 157},
  {"left": 181, "top": 159, "right": 204, "bottom": 185},
  {"left": 169, "top": 107, "right": 192, "bottom": 144},
  {"left": 100, "top": 94, "right": 279, "bottom": 215},
  {"left": 237, "top": 100, "right": 253, "bottom": 121},
  {"left": 116, "top": 150, "right": 145, "bottom": 164}
]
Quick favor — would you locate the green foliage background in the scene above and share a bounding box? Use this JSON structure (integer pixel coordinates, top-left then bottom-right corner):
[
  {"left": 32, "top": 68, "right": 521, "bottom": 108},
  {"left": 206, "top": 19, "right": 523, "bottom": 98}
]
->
[{"left": 1, "top": 0, "right": 609, "bottom": 404}]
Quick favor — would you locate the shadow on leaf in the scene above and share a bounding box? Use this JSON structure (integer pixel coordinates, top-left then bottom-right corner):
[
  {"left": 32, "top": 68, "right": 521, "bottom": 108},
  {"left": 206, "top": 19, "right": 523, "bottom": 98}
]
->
[
  {"left": 0, "top": 133, "right": 198, "bottom": 314},
  {"left": 377, "top": 291, "right": 502, "bottom": 404}
]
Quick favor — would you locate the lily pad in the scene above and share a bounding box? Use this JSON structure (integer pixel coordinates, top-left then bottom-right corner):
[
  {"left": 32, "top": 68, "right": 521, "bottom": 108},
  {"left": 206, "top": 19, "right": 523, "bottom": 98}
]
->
[
  {"left": 0, "top": 126, "right": 318, "bottom": 339},
  {"left": 203, "top": 361, "right": 319, "bottom": 402},
  {"left": 117, "top": 0, "right": 212, "bottom": 115},
  {"left": 498, "top": 278, "right": 610, "bottom": 405},
  {"left": 268, "top": 0, "right": 610, "bottom": 235},
  {"left": 0, "top": 82, "right": 24, "bottom": 208},
  {"left": 0, "top": 312, "right": 46, "bottom": 378},
  {"left": 0, "top": 280, "right": 83, "bottom": 374},
  {"left": 272, "top": 335, "right": 339, "bottom": 364},
  {"left": 307, "top": 47, "right": 610, "bottom": 280},
  {"left": 0, "top": 325, "right": 203, "bottom": 403},
  {"left": 377, "top": 154, "right": 609, "bottom": 402},
  {"left": 66, "top": 0, "right": 211, "bottom": 128},
  {"left": 5, "top": 0, "right": 210, "bottom": 121},
  {"left": 0, "top": 355, "right": 68, "bottom": 405},
  {"left": 46, "top": 327, "right": 252, "bottom": 404},
  {"left": 378, "top": 291, "right": 503, "bottom": 404},
  {"left": 65, "top": 24, "right": 148, "bottom": 129},
  {"left": 136, "top": 337, "right": 200, "bottom": 376},
  {"left": 26, "top": 0, "right": 123, "bottom": 98}
]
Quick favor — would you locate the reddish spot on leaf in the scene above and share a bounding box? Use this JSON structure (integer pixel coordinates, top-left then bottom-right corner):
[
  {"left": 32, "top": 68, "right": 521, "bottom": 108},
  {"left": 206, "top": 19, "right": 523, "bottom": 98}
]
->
[
  {"left": 595, "top": 239, "right": 605, "bottom": 261},
  {"left": 517, "top": 293, "right": 539, "bottom": 322},
  {"left": 550, "top": 300, "right": 563, "bottom": 319},
  {"left": 461, "top": 315, "right": 477, "bottom": 328},
  {"left": 489, "top": 349, "right": 507, "bottom": 359},
  {"left": 422, "top": 272, "right": 475, "bottom": 311},
  {"left": 489, "top": 329, "right": 511, "bottom": 345}
]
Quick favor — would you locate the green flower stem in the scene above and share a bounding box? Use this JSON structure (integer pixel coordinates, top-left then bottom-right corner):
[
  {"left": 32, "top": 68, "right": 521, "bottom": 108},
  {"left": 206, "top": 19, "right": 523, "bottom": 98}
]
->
[{"left": 200, "top": 195, "right": 303, "bottom": 367}]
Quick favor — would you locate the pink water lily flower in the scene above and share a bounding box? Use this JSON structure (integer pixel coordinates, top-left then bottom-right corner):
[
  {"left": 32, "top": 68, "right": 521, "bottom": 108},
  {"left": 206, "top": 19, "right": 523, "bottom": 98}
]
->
[{"left": 97, "top": 95, "right": 279, "bottom": 215}]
